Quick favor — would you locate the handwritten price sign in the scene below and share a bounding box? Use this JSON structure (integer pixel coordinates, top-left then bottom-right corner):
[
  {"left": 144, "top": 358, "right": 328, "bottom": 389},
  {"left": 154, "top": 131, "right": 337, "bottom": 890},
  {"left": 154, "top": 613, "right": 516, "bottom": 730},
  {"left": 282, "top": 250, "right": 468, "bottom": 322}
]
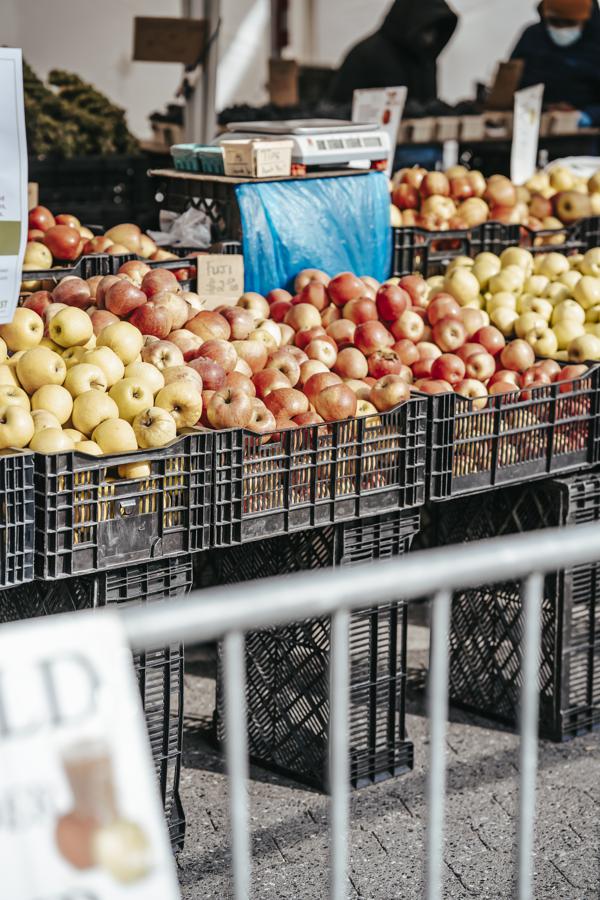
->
[{"left": 196, "top": 254, "right": 245, "bottom": 310}]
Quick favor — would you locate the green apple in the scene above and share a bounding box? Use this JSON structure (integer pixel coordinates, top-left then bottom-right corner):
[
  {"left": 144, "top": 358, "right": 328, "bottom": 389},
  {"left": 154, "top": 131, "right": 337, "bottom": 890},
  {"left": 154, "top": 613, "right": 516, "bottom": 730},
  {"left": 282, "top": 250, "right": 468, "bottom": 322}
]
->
[
  {"left": 574, "top": 276, "right": 600, "bottom": 310},
  {"left": 551, "top": 300, "right": 586, "bottom": 326},
  {"left": 568, "top": 333, "right": 600, "bottom": 363},
  {"left": 553, "top": 320, "right": 585, "bottom": 350}
]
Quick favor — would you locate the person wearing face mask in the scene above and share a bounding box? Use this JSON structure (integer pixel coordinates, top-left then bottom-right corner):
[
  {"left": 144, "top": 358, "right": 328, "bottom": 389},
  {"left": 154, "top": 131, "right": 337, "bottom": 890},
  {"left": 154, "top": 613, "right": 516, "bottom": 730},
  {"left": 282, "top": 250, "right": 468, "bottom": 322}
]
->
[
  {"left": 328, "top": 0, "right": 458, "bottom": 105},
  {"left": 511, "top": 0, "right": 600, "bottom": 126}
]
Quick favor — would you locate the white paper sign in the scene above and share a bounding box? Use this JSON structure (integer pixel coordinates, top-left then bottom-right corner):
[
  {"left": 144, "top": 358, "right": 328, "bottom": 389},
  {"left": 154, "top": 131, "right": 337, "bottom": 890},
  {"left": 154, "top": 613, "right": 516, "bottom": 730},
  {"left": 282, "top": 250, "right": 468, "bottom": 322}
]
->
[
  {"left": 0, "top": 612, "right": 181, "bottom": 900},
  {"left": 352, "top": 86, "right": 407, "bottom": 177},
  {"left": 511, "top": 84, "right": 544, "bottom": 185},
  {"left": 0, "top": 48, "right": 28, "bottom": 325}
]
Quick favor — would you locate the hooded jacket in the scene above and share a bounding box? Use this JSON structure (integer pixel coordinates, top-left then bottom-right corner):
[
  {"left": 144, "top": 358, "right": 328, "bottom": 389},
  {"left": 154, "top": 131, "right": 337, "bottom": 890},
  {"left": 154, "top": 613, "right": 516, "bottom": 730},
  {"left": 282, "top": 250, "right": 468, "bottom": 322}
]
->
[
  {"left": 328, "top": 0, "right": 458, "bottom": 105},
  {"left": 511, "top": 2, "right": 600, "bottom": 123}
]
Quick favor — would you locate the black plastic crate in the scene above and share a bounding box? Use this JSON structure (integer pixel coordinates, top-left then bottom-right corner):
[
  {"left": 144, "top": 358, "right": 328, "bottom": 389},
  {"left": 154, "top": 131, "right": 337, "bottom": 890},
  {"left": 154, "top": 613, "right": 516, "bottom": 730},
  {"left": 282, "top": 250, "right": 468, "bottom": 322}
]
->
[
  {"left": 426, "top": 364, "right": 600, "bottom": 500},
  {"left": 0, "top": 555, "right": 192, "bottom": 848},
  {"left": 391, "top": 222, "right": 520, "bottom": 277},
  {"left": 521, "top": 215, "right": 600, "bottom": 255},
  {"left": 212, "top": 396, "right": 427, "bottom": 547},
  {"left": 0, "top": 450, "right": 34, "bottom": 589},
  {"left": 34, "top": 433, "right": 213, "bottom": 579},
  {"left": 198, "top": 510, "right": 420, "bottom": 790},
  {"left": 152, "top": 173, "right": 242, "bottom": 243},
  {"left": 435, "top": 473, "right": 600, "bottom": 740}
]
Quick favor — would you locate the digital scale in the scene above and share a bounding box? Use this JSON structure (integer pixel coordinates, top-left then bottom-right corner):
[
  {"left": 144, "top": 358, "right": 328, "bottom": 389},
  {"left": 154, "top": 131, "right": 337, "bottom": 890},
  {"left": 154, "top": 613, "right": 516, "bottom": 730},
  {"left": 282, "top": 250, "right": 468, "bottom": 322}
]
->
[{"left": 221, "top": 119, "right": 391, "bottom": 173}]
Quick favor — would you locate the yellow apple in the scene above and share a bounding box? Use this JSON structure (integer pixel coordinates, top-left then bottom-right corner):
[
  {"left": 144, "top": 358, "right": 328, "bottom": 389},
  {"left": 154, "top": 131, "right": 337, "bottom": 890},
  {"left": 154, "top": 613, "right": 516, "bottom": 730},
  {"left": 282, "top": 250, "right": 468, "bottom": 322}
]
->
[
  {"left": 0, "top": 308, "right": 44, "bottom": 352},
  {"left": 132, "top": 407, "right": 177, "bottom": 449},
  {"left": 62, "top": 346, "right": 87, "bottom": 369},
  {"left": 526, "top": 171, "right": 550, "bottom": 193},
  {"left": 63, "top": 428, "right": 84, "bottom": 443},
  {"left": 76, "top": 440, "right": 103, "bottom": 456},
  {"left": 0, "top": 365, "right": 18, "bottom": 387},
  {"left": 118, "top": 461, "right": 151, "bottom": 478},
  {"left": 526, "top": 326, "right": 558, "bottom": 357},
  {"left": 550, "top": 166, "right": 575, "bottom": 192},
  {"left": 124, "top": 362, "right": 165, "bottom": 395},
  {"left": 518, "top": 296, "right": 553, "bottom": 321},
  {"left": 64, "top": 363, "right": 107, "bottom": 398},
  {"left": 108, "top": 378, "right": 154, "bottom": 424},
  {"left": 499, "top": 247, "right": 533, "bottom": 273},
  {"left": 474, "top": 252, "right": 502, "bottom": 271},
  {"left": 543, "top": 283, "right": 571, "bottom": 305},
  {"left": 446, "top": 256, "right": 475, "bottom": 273},
  {"left": 0, "top": 384, "right": 29, "bottom": 410},
  {"left": 472, "top": 260, "right": 500, "bottom": 290},
  {"left": 155, "top": 382, "right": 202, "bottom": 429},
  {"left": 524, "top": 275, "right": 549, "bottom": 296},
  {"left": 574, "top": 276, "right": 600, "bottom": 310},
  {"left": 568, "top": 333, "right": 600, "bottom": 363},
  {"left": 39, "top": 337, "right": 62, "bottom": 353},
  {"left": 29, "top": 428, "right": 75, "bottom": 453},
  {"left": 426, "top": 275, "right": 445, "bottom": 293},
  {"left": 23, "top": 241, "right": 53, "bottom": 269},
  {"left": 97, "top": 322, "right": 144, "bottom": 365},
  {"left": 570, "top": 253, "right": 585, "bottom": 271},
  {"left": 586, "top": 305, "right": 600, "bottom": 323},
  {"left": 487, "top": 292, "right": 517, "bottom": 312},
  {"left": 16, "top": 348, "right": 66, "bottom": 394},
  {"left": 552, "top": 300, "right": 586, "bottom": 326},
  {"left": 0, "top": 405, "right": 34, "bottom": 449},
  {"left": 49, "top": 308, "right": 93, "bottom": 348},
  {"left": 444, "top": 268, "right": 480, "bottom": 305},
  {"left": 489, "top": 266, "right": 525, "bottom": 295},
  {"left": 83, "top": 347, "right": 125, "bottom": 387},
  {"left": 0, "top": 337, "right": 6, "bottom": 364},
  {"left": 7, "top": 350, "right": 25, "bottom": 369},
  {"left": 515, "top": 312, "right": 547, "bottom": 339},
  {"left": 538, "top": 253, "right": 570, "bottom": 279},
  {"left": 72, "top": 391, "right": 119, "bottom": 436},
  {"left": 553, "top": 320, "right": 585, "bottom": 350},
  {"left": 92, "top": 418, "right": 138, "bottom": 453},
  {"left": 31, "top": 384, "right": 73, "bottom": 425},
  {"left": 31, "top": 410, "right": 62, "bottom": 433},
  {"left": 490, "top": 307, "right": 519, "bottom": 336}
]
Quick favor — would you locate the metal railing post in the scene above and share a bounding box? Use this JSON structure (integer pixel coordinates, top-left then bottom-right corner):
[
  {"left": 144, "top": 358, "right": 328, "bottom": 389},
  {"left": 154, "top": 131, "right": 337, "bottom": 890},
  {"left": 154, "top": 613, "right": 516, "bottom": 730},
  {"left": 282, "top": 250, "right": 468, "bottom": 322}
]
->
[
  {"left": 517, "top": 572, "right": 544, "bottom": 900},
  {"left": 223, "top": 629, "right": 251, "bottom": 900},
  {"left": 329, "top": 608, "right": 350, "bottom": 900},
  {"left": 426, "top": 590, "right": 451, "bottom": 900}
]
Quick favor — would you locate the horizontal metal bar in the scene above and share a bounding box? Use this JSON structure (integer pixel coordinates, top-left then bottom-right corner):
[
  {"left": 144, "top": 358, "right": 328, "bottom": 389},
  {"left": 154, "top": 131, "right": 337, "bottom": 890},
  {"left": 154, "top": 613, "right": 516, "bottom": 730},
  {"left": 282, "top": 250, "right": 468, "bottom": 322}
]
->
[{"left": 121, "top": 523, "right": 600, "bottom": 652}]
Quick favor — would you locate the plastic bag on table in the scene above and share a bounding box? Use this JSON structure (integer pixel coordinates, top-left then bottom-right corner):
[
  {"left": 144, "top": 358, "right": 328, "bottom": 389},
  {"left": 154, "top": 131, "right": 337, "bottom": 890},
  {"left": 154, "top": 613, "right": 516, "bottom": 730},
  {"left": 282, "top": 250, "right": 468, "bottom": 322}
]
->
[
  {"left": 147, "top": 207, "right": 212, "bottom": 248},
  {"left": 235, "top": 171, "right": 392, "bottom": 294}
]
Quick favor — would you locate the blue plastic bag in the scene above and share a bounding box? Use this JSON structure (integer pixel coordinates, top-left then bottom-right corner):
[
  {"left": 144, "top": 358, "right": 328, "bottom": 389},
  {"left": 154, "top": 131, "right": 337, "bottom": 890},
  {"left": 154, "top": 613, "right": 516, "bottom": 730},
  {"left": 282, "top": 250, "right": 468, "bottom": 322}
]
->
[{"left": 235, "top": 171, "right": 392, "bottom": 294}]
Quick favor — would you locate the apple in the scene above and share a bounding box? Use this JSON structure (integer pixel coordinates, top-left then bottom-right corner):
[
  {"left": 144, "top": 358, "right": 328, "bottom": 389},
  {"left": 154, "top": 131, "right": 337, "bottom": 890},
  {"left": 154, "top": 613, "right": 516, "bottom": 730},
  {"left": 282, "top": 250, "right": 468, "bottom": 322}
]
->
[
  {"left": 162, "top": 365, "right": 202, "bottom": 391},
  {"left": 117, "top": 260, "right": 151, "bottom": 287},
  {"left": 0, "top": 308, "right": 44, "bottom": 352},
  {"left": 31, "top": 384, "right": 72, "bottom": 424},
  {"left": 231, "top": 340, "right": 268, "bottom": 374},
  {"left": 24, "top": 240, "right": 54, "bottom": 270},
  {"left": 472, "top": 326, "right": 505, "bottom": 357},
  {"left": 285, "top": 303, "right": 323, "bottom": 332},
  {"left": 460, "top": 197, "right": 490, "bottom": 227},
  {"left": 278, "top": 323, "right": 295, "bottom": 347},
  {"left": 246, "top": 399, "right": 277, "bottom": 437},
  {"left": 186, "top": 310, "right": 231, "bottom": 342},
  {"left": 432, "top": 317, "right": 467, "bottom": 353},
  {"left": 431, "top": 353, "right": 465, "bottom": 385},
  {"left": 574, "top": 276, "right": 600, "bottom": 310},
  {"left": 304, "top": 372, "right": 342, "bottom": 405},
  {"left": 0, "top": 385, "right": 30, "bottom": 411},
  {"left": 94, "top": 324, "right": 144, "bottom": 375},
  {"left": 454, "top": 379, "right": 489, "bottom": 411},
  {"left": 51, "top": 277, "right": 91, "bottom": 311},
  {"left": 375, "top": 285, "right": 410, "bottom": 322},
  {"left": 556, "top": 364, "right": 588, "bottom": 394},
  {"left": 237, "top": 293, "right": 270, "bottom": 320},
  {"left": 253, "top": 318, "right": 282, "bottom": 347},
  {"left": 293, "top": 410, "right": 326, "bottom": 428},
  {"left": 568, "top": 334, "right": 600, "bottom": 363},
  {"left": 538, "top": 253, "right": 570, "bottom": 279},
  {"left": 389, "top": 311, "right": 424, "bottom": 343},
  {"left": 398, "top": 275, "right": 429, "bottom": 309},
  {"left": 265, "top": 388, "right": 309, "bottom": 418},
  {"left": 22, "top": 291, "right": 52, "bottom": 319},
  {"left": 332, "top": 347, "right": 368, "bottom": 380},
  {"left": 91, "top": 418, "right": 137, "bottom": 453},
  {"left": 554, "top": 190, "right": 591, "bottom": 225},
  {"left": 270, "top": 300, "right": 292, "bottom": 323},
  {"left": 500, "top": 340, "right": 535, "bottom": 372},
  {"left": 343, "top": 298, "right": 378, "bottom": 325},
  {"left": 61, "top": 346, "right": 87, "bottom": 369},
  {"left": 29, "top": 428, "right": 75, "bottom": 453},
  {"left": 267, "top": 288, "right": 293, "bottom": 305},
  {"left": 305, "top": 338, "right": 337, "bottom": 368},
  {"left": 450, "top": 176, "right": 474, "bottom": 202},
  {"left": 64, "top": 363, "right": 107, "bottom": 398},
  {"left": 29, "top": 205, "right": 55, "bottom": 232},
  {"left": 295, "top": 326, "right": 326, "bottom": 351},
  {"left": 553, "top": 320, "right": 585, "bottom": 350},
  {"left": 427, "top": 293, "right": 461, "bottom": 326},
  {"left": 464, "top": 351, "right": 496, "bottom": 381},
  {"left": 297, "top": 360, "right": 328, "bottom": 388},
  {"left": 225, "top": 371, "right": 256, "bottom": 397},
  {"left": 484, "top": 175, "right": 517, "bottom": 209},
  {"left": 195, "top": 339, "right": 238, "bottom": 374},
  {"left": 138, "top": 268, "right": 178, "bottom": 299},
  {"left": 266, "top": 350, "right": 301, "bottom": 386},
  {"left": 518, "top": 297, "right": 553, "bottom": 321},
  {"left": 342, "top": 379, "right": 371, "bottom": 400},
  {"left": 31, "top": 409, "right": 62, "bottom": 433},
  {"left": 219, "top": 307, "right": 255, "bottom": 340},
  {"left": 413, "top": 379, "right": 452, "bottom": 395},
  {"left": 296, "top": 281, "right": 329, "bottom": 312},
  {"left": 294, "top": 269, "right": 329, "bottom": 291},
  {"left": 444, "top": 268, "right": 480, "bottom": 306},
  {"left": 44, "top": 225, "right": 81, "bottom": 261},
  {"left": 0, "top": 405, "right": 35, "bottom": 449},
  {"left": 327, "top": 320, "right": 356, "bottom": 348},
  {"left": 149, "top": 291, "right": 189, "bottom": 330},
  {"left": 131, "top": 407, "right": 177, "bottom": 449},
  {"left": 490, "top": 307, "right": 519, "bottom": 337},
  {"left": 536, "top": 359, "right": 561, "bottom": 380},
  {"left": 489, "top": 381, "right": 520, "bottom": 398},
  {"left": 420, "top": 172, "right": 450, "bottom": 198},
  {"left": 16, "top": 347, "right": 66, "bottom": 394},
  {"left": 49, "top": 307, "right": 93, "bottom": 349},
  {"left": 168, "top": 329, "right": 204, "bottom": 361},
  {"left": 154, "top": 381, "right": 202, "bottom": 428},
  {"left": 367, "top": 350, "right": 403, "bottom": 379},
  {"left": 526, "top": 326, "right": 558, "bottom": 357},
  {"left": 205, "top": 386, "right": 252, "bottom": 429},
  {"left": 392, "top": 339, "right": 419, "bottom": 367},
  {"left": 515, "top": 312, "right": 547, "bottom": 340},
  {"left": 355, "top": 321, "right": 393, "bottom": 355},
  {"left": 315, "top": 383, "right": 357, "bottom": 422},
  {"left": 392, "top": 183, "right": 419, "bottom": 210},
  {"left": 327, "top": 273, "right": 364, "bottom": 307},
  {"left": 459, "top": 307, "right": 488, "bottom": 337},
  {"left": 90, "top": 310, "right": 120, "bottom": 337},
  {"left": 491, "top": 369, "right": 522, "bottom": 391},
  {"left": 253, "top": 369, "right": 291, "bottom": 399},
  {"left": 401, "top": 167, "right": 427, "bottom": 190},
  {"left": 0, "top": 365, "right": 18, "bottom": 387},
  {"left": 188, "top": 356, "right": 226, "bottom": 390},
  {"left": 108, "top": 378, "right": 154, "bottom": 423},
  {"left": 580, "top": 248, "right": 600, "bottom": 277}
]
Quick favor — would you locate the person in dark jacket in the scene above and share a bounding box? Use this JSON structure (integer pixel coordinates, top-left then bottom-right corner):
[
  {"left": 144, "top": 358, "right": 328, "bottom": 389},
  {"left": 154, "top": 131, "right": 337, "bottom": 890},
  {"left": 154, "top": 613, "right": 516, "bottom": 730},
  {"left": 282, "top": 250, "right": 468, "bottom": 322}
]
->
[
  {"left": 328, "top": 0, "right": 458, "bottom": 105},
  {"left": 511, "top": 0, "right": 600, "bottom": 125}
]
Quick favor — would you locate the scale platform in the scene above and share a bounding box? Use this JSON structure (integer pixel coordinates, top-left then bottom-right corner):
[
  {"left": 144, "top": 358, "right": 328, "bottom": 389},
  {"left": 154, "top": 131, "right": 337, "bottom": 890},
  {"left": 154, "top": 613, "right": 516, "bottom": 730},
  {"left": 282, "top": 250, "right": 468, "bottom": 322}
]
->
[{"left": 222, "top": 119, "right": 390, "bottom": 172}]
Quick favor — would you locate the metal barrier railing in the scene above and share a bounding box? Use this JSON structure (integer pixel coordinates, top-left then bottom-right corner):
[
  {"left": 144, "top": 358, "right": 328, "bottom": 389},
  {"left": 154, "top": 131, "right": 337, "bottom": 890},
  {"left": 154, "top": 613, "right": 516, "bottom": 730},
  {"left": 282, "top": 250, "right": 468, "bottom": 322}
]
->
[{"left": 117, "top": 522, "right": 600, "bottom": 900}]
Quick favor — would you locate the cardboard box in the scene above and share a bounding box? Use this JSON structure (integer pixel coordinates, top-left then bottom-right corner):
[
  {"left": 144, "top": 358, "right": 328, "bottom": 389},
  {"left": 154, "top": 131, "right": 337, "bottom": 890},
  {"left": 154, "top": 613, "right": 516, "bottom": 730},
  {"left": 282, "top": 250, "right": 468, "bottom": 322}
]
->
[
  {"left": 196, "top": 254, "right": 244, "bottom": 310},
  {"left": 222, "top": 139, "right": 293, "bottom": 178},
  {"left": 269, "top": 59, "right": 299, "bottom": 107},
  {"left": 133, "top": 17, "right": 207, "bottom": 65}
]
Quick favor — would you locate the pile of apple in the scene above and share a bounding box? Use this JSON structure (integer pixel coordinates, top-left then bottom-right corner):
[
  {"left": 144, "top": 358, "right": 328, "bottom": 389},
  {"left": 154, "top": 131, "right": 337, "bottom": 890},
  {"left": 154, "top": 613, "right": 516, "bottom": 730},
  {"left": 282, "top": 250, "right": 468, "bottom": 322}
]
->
[
  {"left": 24, "top": 205, "right": 188, "bottom": 274},
  {"left": 437, "top": 245, "right": 600, "bottom": 364},
  {"left": 390, "top": 164, "right": 600, "bottom": 234}
]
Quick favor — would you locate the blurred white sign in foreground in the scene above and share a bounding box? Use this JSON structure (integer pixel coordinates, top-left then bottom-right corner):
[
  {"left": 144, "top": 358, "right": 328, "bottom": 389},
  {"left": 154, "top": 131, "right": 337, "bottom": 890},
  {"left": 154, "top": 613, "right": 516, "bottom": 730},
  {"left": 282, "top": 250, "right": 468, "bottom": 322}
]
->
[
  {"left": 511, "top": 83, "right": 545, "bottom": 185},
  {"left": 0, "top": 611, "right": 180, "bottom": 900},
  {"left": 352, "top": 86, "right": 407, "bottom": 177}
]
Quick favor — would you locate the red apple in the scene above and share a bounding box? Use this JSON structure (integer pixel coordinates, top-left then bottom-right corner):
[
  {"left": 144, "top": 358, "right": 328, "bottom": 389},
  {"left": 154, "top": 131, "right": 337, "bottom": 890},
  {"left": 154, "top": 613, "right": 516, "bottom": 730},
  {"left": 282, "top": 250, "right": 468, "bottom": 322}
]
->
[
  {"left": 420, "top": 172, "right": 450, "bottom": 198},
  {"left": 402, "top": 167, "right": 427, "bottom": 190},
  {"left": 270, "top": 300, "right": 292, "bottom": 323},
  {"left": 390, "top": 310, "right": 425, "bottom": 343},
  {"left": 90, "top": 309, "right": 119, "bottom": 336},
  {"left": 28, "top": 205, "right": 55, "bottom": 233},
  {"left": 298, "top": 360, "right": 329, "bottom": 387},
  {"left": 327, "top": 272, "right": 364, "bottom": 307},
  {"left": 315, "top": 383, "right": 357, "bottom": 421},
  {"left": 450, "top": 176, "right": 474, "bottom": 202},
  {"left": 321, "top": 305, "right": 341, "bottom": 326},
  {"left": 376, "top": 284, "right": 411, "bottom": 322},
  {"left": 556, "top": 364, "right": 588, "bottom": 394},
  {"left": 370, "top": 375, "right": 411, "bottom": 412},
  {"left": 195, "top": 339, "right": 238, "bottom": 373},
  {"left": 456, "top": 342, "right": 486, "bottom": 362},
  {"left": 427, "top": 293, "right": 461, "bottom": 327},
  {"left": 535, "top": 359, "right": 561, "bottom": 381},
  {"left": 354, "top": 321, "right": 393, "bottom": 356},
  {"left": 304, "top": 371, "right": 342, "bottom": 405},
  {"left": 484, "top": 175, "right": 517, "bottom": 209},
  {"left": 473, "top": 326, "right": 506, "bottom": 357},
  {"left": 265, "top": 388, "right": 309, "bottom": 419},
  {"left": 521, "top": 367, "right": 551, "bottom": 388},
  {"left": 293, "top": 411, "right": 325, "bottom": 427},
  {"left": 44, "top": 225, "right": 81, "bottom": 261},
  {"left": 117, "top": 259, "right": 151, "bottom": 286},
  {"left": 266, "top": 349, "right": 301, "bottom": 386},
  {"left": 464, "top": 352, "right": 496, "bottom": 382},
  {"left": 297, "top": 281, "right": 329, "bottom": 311},
  {"left": 219, "top": 307, "right": 255, "bottom": 340},
  {"left": 393, "top": 339, "right": 419, "bottom": 367},
  {"left": 294, "top": 326, "right": 325, "bottom": 351},
  {"left": 285, "top": 303, "right": 323, "bottom": 332},
  {"left": 455, "top": 378, "right": 489, "bottom": 410},
  {"left": 417, "top": 342, "right": 442, "bottom": 360},
  {"left": 327, "top": 320, "right": 356, "bottom": 348},
  {"left": 52, "top": 277, "right": 92, "bottom": 310},
  {"left": 431, "top": 353, "right": 466, "bottom": 385},
  {"left": 294, "top": 269, "right": 330, "bottom": 291},
  {"left": 306, "top": 338, "right": 338, "bottom": 368},
  {"left": 489, "top": 369, "right": 521, "bottom": 388},
  {"left": 253, "top": 369, "right": 291, "bottom": 399},
  {"left": 165, "top": 329, "right": 203, "bottom": 360},
  {"left": 207, "top": 387, "right": 253, "bottom": 429},
  {"left": 231, "top": 340, "right": 268, "bottom": 374},
  {"left": 141, "top": 268, "right": 180, "bottom": 298},
  {"left": 500, "top": 340, "right": 535, "bottom": 373},
  {"left": 459, "top": 307, "right": 488, "bottom": 337},
  {"left": 129, "top": 301, "right": 172, "bottom": 338},
  {"left": 105, "top": 280, "right": 147, "bottom": 317},
  {"left": 82, "top": 236, "right": 114, "bottom": 255},
  {"left": 188, "top": 357, "right": 227, "bottom": 390},
  {"left": 432, "top": 317, "right": 467, "bottom": 353},
  {"left": 22, "top": 290, "right": 52, "bottom": 318},
  {"left": 186, "top": 310, "right": 231, "bottom": 342},
  {"left": 489, "top": 381, "right": 520, "bottom": 397},
  {"left": 414, "top": 378, "right": 452, "bottom": 395},
  {"left": 266, "top": 288, "right": 293, "bottom": 305},
  {"left": 392, "top": 183, "right": 419, "bottom": 210},
  {"left": 343, "top": 298, "right": 378, "bottom": 324},
  {"left": 225, "top": 371, "right": 256, "bottom": 397},
  {"left": 398, "top": 275, "right": 429, "bottom": 309},
  {"left": 367, "top": 349, "right": 403, "bottom": 379},
  {"left": 333, "top": 347, "right": 368, "bottom": 379}
]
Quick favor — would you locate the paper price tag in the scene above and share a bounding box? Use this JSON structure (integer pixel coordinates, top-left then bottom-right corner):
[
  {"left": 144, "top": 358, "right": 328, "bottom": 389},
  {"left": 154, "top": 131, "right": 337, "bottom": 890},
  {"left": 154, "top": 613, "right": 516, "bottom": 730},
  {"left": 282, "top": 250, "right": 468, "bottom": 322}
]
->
[
  {"left": 0, "top": 612, "right": 180, "bottom": 900},
  {"left": 352, "top": 86, "right": 407, "bottom": 177},
  {"left": 197, "top": 253, "right": 244, "bottom": 309},
  {"left": 0, "top": 48, "right": 28, "bottom": 325},
  {"left": 511, "top": 83, "right": 545, "bottom": 185}
]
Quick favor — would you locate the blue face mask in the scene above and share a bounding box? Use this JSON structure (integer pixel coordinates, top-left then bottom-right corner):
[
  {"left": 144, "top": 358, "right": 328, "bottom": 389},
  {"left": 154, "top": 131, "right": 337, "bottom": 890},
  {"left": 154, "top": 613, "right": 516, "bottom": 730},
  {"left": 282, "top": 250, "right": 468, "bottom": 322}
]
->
[{"left": 547, "top": 24, "right": 584, "bottom": 47}]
